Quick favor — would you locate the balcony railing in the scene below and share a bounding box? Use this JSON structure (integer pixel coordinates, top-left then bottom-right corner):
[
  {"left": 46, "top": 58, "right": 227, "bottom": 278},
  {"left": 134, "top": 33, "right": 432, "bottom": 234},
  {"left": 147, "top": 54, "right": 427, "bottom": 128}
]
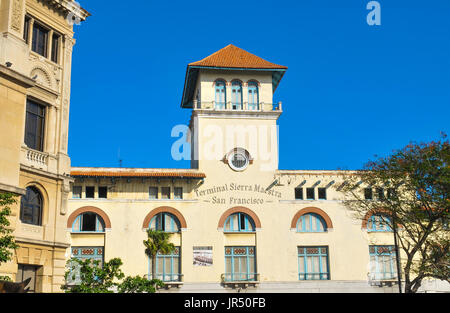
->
[
  {"left": 221, "top": 273, "right": 259, "bottom": 283},
  {"left": 298, "top": 273, "right": 330, "bottom": 280},
  {"left": 193, "top": 101, "right": 282, "bottom": 112},
  {"left": 26, "top": 148, "right": 48, "bottom": 165},
  {"left": 147, "top": 273, "right": 183, "bottom": 282},
  {"left": 21, "top": 146, "right": 49, "bottom": 171}
]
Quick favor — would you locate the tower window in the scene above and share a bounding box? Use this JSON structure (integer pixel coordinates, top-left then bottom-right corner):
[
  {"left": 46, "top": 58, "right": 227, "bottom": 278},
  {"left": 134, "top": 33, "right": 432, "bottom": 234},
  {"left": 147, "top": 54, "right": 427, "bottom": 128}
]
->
[
  {"left": 231, "top": 81, "right": 242, "bottom": 110},
  {"left": 215, "top": 80, "right": 226, "bottom": 110},
  {"left": 247, "top": 82, "right": 259, "bottom": 110}
]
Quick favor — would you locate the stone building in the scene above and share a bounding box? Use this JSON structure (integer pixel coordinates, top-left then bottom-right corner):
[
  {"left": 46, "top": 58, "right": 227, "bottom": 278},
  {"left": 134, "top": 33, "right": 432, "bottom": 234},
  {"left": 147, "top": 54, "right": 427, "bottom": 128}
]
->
[
  {"left": 66, "top": 45, "right": 449, "bottom": 293},
  {"left": 0, "top": 0, "right": 88, "bottom": 292}
]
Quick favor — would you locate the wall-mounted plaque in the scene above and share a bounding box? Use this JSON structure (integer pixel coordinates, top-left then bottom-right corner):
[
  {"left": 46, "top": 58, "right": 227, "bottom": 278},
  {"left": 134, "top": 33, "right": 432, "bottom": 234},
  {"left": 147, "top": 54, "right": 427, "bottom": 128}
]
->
[{"left": 193, "top": 246, "right": 213, "bottom": 266}]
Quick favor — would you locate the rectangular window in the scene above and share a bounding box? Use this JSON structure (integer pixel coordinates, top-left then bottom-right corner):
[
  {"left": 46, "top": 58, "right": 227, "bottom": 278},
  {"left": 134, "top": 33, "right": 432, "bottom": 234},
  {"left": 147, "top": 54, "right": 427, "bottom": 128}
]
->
[
  {"left": 369, "top": 245, "right": 397, "bottom": 281},
  {"left": 318, "top": 188, "right": 327, "bottom": 200},
  {"left": 24, "top": 99, "right": 46, "bottom": 151},
  {"left": 51, "top": 33, "right": 60, "bottom": 63},
  {"left": 23, "top": 16, "right": 31, "bottom": 42},
  {"left": 161, "top": 187, "right": 170, "bottom": 199},
  {"left": 98, "top": 186, "right": 107, "bottom": 199},
  {"left": 72, "top": 186, "right": 82, "bottom": 199},
  {"left": 306, "top": 188, "right": 315, "bottom": 200},
  {"left": 69, "top": 246, "right": 104, "bottom": 285},
  {"left": 364, "top": 188, "right": 373, "bottom": 200},
  {"left": 149, "top": 187, "right": 158, "bottom": 199},
  {"left": 31, "top": 21, "right": 48, "bottom": 57},
  {"left": 174, "top": 187, "right": 183, "bottom": 200},
  {"left": 85, "top": 186, "right": 95, "bottom": 198},
  {"left": 149, "top": 247, "right": 181, "bottom": 282},
  {"left": 377, "top": 188, "right": 385, "bottom": 200},
  {"left": 298, "top": 246, "right": 330, "bottom": 280},
  {"left": 16, "top": 264, "right": 39, "bottom": 293},
  {"left": 295, "top": 188, "right": 303, "bottom": 200},
  {"left": 224, "top": 246, "right": 257, "bottom": 282}
]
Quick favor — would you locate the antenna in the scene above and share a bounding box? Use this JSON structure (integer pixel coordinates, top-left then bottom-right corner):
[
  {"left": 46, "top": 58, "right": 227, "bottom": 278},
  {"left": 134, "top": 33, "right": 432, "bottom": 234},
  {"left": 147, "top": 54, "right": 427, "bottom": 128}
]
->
[{"left": 118, "top": 148, "right": 123, "bottom": 168}]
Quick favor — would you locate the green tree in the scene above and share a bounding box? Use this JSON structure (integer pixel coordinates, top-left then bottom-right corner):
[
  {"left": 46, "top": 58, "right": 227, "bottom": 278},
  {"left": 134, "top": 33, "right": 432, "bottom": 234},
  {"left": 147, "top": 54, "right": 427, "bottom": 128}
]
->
[
  {"left": 143, "top": 229, "right": 175, "bottom": 280},
  {"left": 62, "top": 257, "right": 125, "bottom": 293},
  {"left": 0, "top": 192, "right": 18, "bottom": 281},
  {"left": 339, "top": 134, "right": 449, "bottom": 293},
  {"left": 118, "top": 275, "right": 164, "bottom": 293},
  {"left": 62, "top": 257, "right": 163, "bottom": 293}
]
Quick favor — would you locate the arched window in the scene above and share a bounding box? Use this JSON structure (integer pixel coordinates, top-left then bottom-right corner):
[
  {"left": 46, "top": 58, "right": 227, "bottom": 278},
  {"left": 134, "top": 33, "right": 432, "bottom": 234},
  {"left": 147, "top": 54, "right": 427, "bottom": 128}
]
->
[
  {"left": 231, "top": 81, "right": 242, "bottom": 110},
  {"left": 367, "top": 214, "right": 392, "bottom": 232},
  {"left": 149, "top": 212, "right": 181, "bottom": 233},
  {"left": 296, "top": 213, "right": 327, "bottom": 232},
  {"left": 247, "top": 82, "right": 259, "bottom": 110},
  {"left": 20, "top": 187, "right": 43, "bottom": 226},
  {"left": 224, "top": 212, "right": 255, "bottom": 232},
  {"left": 72, "top": 212, "right": 105, "bottom": 232},
  {"left": 215, "top": 80, "right": 226, "bottom": 110}
]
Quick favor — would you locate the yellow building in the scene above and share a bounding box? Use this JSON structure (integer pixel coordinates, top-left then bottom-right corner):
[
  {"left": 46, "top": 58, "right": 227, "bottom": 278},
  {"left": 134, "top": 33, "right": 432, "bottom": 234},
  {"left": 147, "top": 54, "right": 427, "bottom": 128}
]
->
[
  {"left": 65, "top": 45, "right": 449, "bottom": 293},
  {"left": 0, "top": 0, "right": 88, "bottom": 292}
]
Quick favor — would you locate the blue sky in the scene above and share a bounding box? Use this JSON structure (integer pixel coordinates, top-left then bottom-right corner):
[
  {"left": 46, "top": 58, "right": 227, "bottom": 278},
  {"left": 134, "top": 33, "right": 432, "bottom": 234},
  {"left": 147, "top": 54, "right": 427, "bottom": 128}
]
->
[{"left": 68, "top": 0, "right": 450, "bottom": 170}]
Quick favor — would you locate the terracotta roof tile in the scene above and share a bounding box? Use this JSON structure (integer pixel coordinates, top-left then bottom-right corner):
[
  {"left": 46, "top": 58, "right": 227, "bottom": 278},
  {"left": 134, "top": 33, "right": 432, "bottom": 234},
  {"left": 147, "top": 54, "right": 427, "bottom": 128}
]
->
[
  {"left": 189, "top": 44, "right": 287, "bottom": 70},
  {"left": 70, "top": 168, "right": 206, "bottom": 178}
]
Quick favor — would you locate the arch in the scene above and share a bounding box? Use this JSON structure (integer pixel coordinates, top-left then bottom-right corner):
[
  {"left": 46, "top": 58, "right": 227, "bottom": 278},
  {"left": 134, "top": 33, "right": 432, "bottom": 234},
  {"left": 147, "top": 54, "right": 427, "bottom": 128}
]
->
[
  {"left": 247, "top": 81, "right": 259, "bottom": 110},
  {"left": 231, "top": 78, "right": 244, "bottom": 85},
  {"left": 218, "top": 207, "right": 261, "bottom": 229},
  {"left": 291, "top": 207, "right": 333, "bottom": 230},
  {"left": 247, "top": 79, "right": 261, "bottom": 87},
  {"left": 142, "top": 206, "right": 187, "bottom": 229},
  {"left": 214, "top": 79, "right": 227, "bottom": 109},
  {"left": 67, "top": 206, "right": 112, "bottom": 229},
  {"left": 213, "top": 78, "right": 228, "bottom": 86},
  {"left": 361, "top": 209, "right": 392, "bottom": 230},
  {"left": 30, "top": 66, "right": 52, "bottom": 89},
  {"left": 20, "top": 186, "right": 44, "bottom": 226}
]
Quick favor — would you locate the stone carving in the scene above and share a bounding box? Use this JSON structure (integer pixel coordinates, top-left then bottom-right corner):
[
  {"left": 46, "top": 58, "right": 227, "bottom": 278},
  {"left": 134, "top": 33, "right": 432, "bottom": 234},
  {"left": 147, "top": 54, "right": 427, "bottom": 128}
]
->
[
  {"left": 30, "top": 67, "right": 52, "bottom": 89},
  {"left": 11, "top": 0, "right": 23, "bottom": 32}
]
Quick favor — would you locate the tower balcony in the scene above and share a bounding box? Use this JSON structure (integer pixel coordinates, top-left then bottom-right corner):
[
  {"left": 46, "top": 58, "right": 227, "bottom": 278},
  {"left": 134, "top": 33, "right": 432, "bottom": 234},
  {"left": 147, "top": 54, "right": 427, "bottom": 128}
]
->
[{"left": 193, "top": 100, "right": 282, "bottom": 113}]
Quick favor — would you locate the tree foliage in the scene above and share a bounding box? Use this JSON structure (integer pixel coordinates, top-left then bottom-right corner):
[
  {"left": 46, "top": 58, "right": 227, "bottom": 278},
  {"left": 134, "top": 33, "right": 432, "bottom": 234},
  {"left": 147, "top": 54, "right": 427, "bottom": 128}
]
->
[
  {"left": 62, "top": 257, "right": 163, "bottom": 293},
  {"left": 143, "top": 229, "right": 175, "bottom": 280},
  {"left": 339, "top": 134, "right": 449, "bottom": 293},
  {"left": 118, "top": 275, "right": 164, "bottom": 293},
  {"left": 0, "top": 192, "right": 18, "bottom": 281}
]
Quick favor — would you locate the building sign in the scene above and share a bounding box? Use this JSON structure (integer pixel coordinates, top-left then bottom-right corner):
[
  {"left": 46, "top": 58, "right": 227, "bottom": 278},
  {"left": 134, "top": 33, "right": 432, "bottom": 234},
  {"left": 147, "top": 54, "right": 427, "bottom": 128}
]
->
[
  {"left": 194, "top": 182, "right": 282, "bottom": 205},
  {"left": 193, "top": 246, "right": 213, "bottom": 266}
]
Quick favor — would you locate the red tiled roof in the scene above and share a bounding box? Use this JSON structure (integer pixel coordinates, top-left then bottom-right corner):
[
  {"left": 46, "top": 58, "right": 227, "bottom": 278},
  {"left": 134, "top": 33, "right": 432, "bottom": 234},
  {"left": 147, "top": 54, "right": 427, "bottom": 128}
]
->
[
  {"left": 189, "top": 44, "right": 287, "bottom": 70},
  {"left": 70, "top": 168, "right": 206, "bottom": 178}
]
